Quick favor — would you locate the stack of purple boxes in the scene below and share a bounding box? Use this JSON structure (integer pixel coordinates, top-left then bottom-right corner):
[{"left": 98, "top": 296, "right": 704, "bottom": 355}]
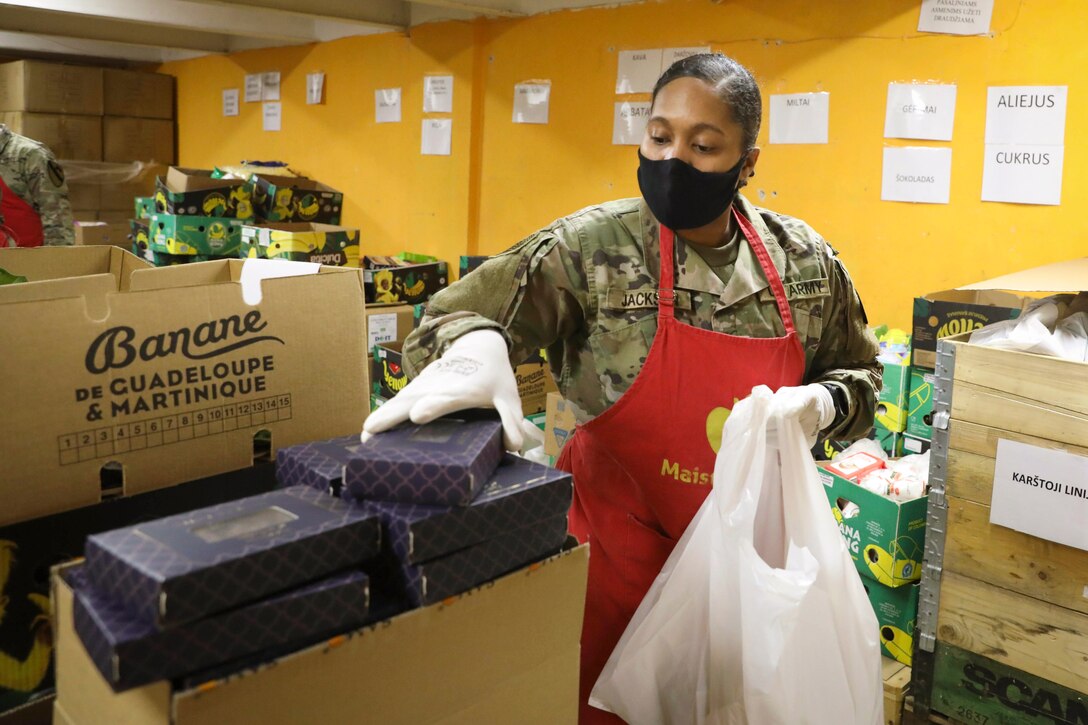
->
[
  {"left": 276, "top": 414, "right": 573, "bottom": 610},
  {"left": 68, "top": 486, "right": 381, "bottom": 691}
]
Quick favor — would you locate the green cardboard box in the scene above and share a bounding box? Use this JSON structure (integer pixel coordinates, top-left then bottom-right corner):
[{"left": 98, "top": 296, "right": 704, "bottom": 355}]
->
[
  {"left": 370, "top": 393, "right": 388, "bottom": 411},
  {"left": 911, "top": 289, "right": 1028, "bottom": 369},
  {"left": 860, "top": 577, "right": 919, "bottom": 666},
  {"left": 906, "top": 367, "right": 935, "bottom": 441},
  {"left": 154, "top": 167, "right": 255, "bottom": 221},
  {"left": 876, "top": 362, "right": 910, "bottom": 432},
  {"left": 363, "top": 256, "right": 448, "bottom": 306},
  {"left": 459, "top": 254, "right": 489, "bottom": 278},
  {"left": 371, "top": 341, "right": 406, "bottom": 400},
  {"left": 251, "top": 174, "right": 343, "bottom": 224},
  {"left": 902, "top": 434, "right": 931, "bottom": 455},
  {"left": 240, "top": 223, "right": 360, "bottom": 266},
  {"left": 148, "top": 213, "right": 242, "bottom": 256},
  {"left": 872, "top": 420, "right": 905, "bottom": 457},
  {"left": 134, "top": 196, "right": 155, "bottom": 220},
  {"left": 819, "top": 464, "right": 927, "bottom": 587}
]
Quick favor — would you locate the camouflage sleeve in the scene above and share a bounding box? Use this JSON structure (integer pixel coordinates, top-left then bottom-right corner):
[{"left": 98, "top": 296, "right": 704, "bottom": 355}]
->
[
  {"left": 26, "top": 147, "right": 75, "bottom": 246},
  {"left": 804, "top": 251, "right": 882, "bottom": 440},
  {"left": 402, "top": 224, "right": 589, "bottom": 379}
]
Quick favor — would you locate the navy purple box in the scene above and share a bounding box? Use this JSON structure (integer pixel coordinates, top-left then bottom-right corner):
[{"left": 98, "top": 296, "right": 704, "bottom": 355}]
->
[
  {"left": 83, "top": 485, "right": 381, "bottom": 628},
  {"left": 69, "top": 565, "right": 370, "bottom": 692},
  {"left": 346, "top": 416, "right": 504, "bottom": 506},
  {"left": 361, "top": 454, "right": 572, "bottom": 564},
  {"left": 389, "top": 513, "right": 569, "bottom": 607}
]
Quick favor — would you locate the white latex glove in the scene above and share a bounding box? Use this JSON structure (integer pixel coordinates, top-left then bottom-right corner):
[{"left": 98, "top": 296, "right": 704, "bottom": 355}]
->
[
  {"left": 770, "top": 384, "right": 836, "bottom": 447},
  {"left": 361, "top": 329, "right": 537, "bottom": 452}
]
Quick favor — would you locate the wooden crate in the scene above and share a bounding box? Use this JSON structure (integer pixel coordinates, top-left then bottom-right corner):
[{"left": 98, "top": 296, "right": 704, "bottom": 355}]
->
[
  {"left": 884, "top": 658, "right": 912, "bottom": 725},
  {"left": 926, "top": 335, "right": 1088, "bottom": 722}
]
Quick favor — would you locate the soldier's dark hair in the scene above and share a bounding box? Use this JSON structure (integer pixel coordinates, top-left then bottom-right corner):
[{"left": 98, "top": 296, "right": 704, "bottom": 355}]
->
[{"left": 652, "top": 53, "right": 762, "bottom": 151}]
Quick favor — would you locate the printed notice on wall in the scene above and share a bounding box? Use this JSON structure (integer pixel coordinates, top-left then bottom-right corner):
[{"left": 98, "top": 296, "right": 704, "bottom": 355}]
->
[
  {"left": 612, "top": 101, "right": 651, "bottom": 145},
  {"left": 769, "top": 92, "right": 829, "bottom": 144},
  {"left": 660, "top": 47, "right": 711, "bottom": 73},
  {"left": 884, "top": 83, "right": 957, "bottom": 140},
  {"left": 306, "top": 73, "right": 325, "bottom": 105},
  {"left": 985, "top": 86, "right": 1067, "bottom": 145},
  {"left": 244, "top": 74, "right": 263, "bottom": 103},
  {"left": 513, "top": 82, "right": 550, "bottom": 124},
  {"left": 421, "top": 119, "right": 452, "bottom": 155},
  {"left": 376, "top": 88, "right": 402, "bottom": 123},
  {"left": 222, "top": 89, "right": 239, "bottom": 117},
  {"left": 982, "top": 86, "right": 1067, "bottom": 205},
  {"left": 991, "top": 439, "right": 1088, "bottom": 551},
  {"left": 918, "top": 0, "right": 993, "bottom": 36},
  {"left": 423, "top": 75, "right": 453, "bottom": 113},
  {"left": 262, "top": 72, "right": 281, "bottom": 102},
  {"left": 881, "top": 147, "right": 952, "bottom": 204},
  {"left": 616, "top": 50, "right": 663, "bottom": 94},
  {"left": 982, "top": 144, "right": 1064, "bottom": 205},
  {"left": 262, "top": 102, "right": 282, "bottom": 132}
]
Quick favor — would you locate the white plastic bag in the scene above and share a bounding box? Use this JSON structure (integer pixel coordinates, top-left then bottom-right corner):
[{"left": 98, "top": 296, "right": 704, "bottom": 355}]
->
[{"left": 589, "top": 386, "right": 882, "bottom": 725}]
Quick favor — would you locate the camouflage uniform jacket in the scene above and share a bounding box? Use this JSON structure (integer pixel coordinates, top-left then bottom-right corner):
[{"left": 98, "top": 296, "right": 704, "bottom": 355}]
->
[
  {"left": 404, "top": 194, "right": 881, "bottom": 440},
  {"left": 0, "top": 125, "right": 75, "bottom": 246}
]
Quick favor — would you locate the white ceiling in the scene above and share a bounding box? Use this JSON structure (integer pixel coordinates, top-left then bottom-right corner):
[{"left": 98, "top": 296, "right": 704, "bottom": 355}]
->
[{"left": 0, "top": 0, "right": 639, "bottom": 65}]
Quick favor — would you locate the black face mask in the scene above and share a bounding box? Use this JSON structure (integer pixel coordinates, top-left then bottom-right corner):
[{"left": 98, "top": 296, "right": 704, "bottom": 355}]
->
[{"left": 637, "top": 150, "right": 747, "bottom": 231}]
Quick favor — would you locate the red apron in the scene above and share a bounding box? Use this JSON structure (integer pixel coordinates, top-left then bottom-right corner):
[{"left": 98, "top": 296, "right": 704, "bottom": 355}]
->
[
  {"left": 558, "top": 208, "right": 807, "bottom": 724},
  {"left": 0, "top": 175, "right": 44, "bottom": 247}
]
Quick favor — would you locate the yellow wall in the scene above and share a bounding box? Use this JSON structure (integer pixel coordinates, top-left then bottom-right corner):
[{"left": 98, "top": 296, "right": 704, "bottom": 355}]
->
[{"left": 162, "top": 0, "right": 1088, "bottom": 330}]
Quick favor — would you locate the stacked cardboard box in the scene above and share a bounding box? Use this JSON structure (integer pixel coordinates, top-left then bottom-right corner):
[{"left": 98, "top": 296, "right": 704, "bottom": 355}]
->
[{"left": 0, "top": 61, "right": 176, "bottom": 242}]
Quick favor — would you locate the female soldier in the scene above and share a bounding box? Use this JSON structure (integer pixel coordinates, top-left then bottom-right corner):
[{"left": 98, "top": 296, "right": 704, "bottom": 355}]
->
[{"left": 364, "top": 53, "right": 881, "bottom": 723}]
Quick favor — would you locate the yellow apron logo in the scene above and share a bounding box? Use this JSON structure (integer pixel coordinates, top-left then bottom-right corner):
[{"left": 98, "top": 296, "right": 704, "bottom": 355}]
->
[{"left": 705, "top": 398, "right": 741, "bottom": 454}]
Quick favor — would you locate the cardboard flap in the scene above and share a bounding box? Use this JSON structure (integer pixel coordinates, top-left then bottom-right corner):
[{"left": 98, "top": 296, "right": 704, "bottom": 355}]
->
[
  {"left": 0, "top": 246, "right": 115, "bottom": 281},
  {"left": 958, "top": 257, "right": 1088, "bottom": 294},
  {"left": 921, "top": 288, "right": 1028, "bottom": 307},
  {"left": 166, "top": 167, "right": 246, "bottom": 193},
  {"left": 128, "top": 261, "right": 236, "bottom": 290},
  {"left": 0, "top": 273, "right": 116, "bottom": 318}
]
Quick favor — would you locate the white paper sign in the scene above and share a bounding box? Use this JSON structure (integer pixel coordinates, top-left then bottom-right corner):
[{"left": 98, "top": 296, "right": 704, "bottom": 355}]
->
[
  {"left": 612, "top": 101, "right": 651, "bottom": 145},
  {"left": 222, "top": 89, "right": 239, "bottom": 117},
  {"left": 421, "top": 119, "right": 452, "bottom": 156},
  {"left": 769, "top": 92, "right": 829, "bottom": 144},
  {"left": 367, "top": 313, "right": 399, "bottom": 348},
  {"left": 244, "top": 74, "right": 263, "bottom": 103},
  {"left": 985, "top": 86, "right": 1067, "bottom": 145},
  {"left": 991, "top": 439, "right": 1088, "bottom": 551},
  {"left": 660, "top": 46, "right": 711, "bottom": 73},
  {"left": 262, "top": 72, "right": 281, "bottom": 102},
  {"left": 306, "top": 73, "right": 325, "bottom": 105},
  {"left": 616, "top": 49, "right": 663, "bottom": 94},
  {"left": 424, "top": 75, "right": 453, "bottom": 113},
  {"left": 982, "top": 144, "right": 1064, "bottom": 205},
  {"left": 881, "top": 147, "right": 952, "bottom": 204},
  {"left": 513, "top": 82, "right": 550, "bottom": 124},
  {"left": 884, "top": 83, "right": 957, "bottom": 140},
  {"left": 375, "top": 88, "right": 402, "bottom": 124},
  {"left": 918, "top": 0, "right": 994, "bottom": 36},
  {"left": 262, "top": 102, "right": 282, "bottom": 132}
]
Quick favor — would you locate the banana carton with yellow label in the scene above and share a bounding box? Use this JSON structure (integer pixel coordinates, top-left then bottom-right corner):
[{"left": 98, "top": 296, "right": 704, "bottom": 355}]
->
[
  {"left": 876, "top": 362, "right": 910, "bottom": 432},
  {"left": 371, "top": 341, "right": 407, "bottom": 401},
  {"left": 155, "top": 168, "right": 255, "bottom": 221},
  {"left": 148, "top": 214, "right": 242, "bottom": 257},
  {"left": 819, "top": 462, "right": 927, "bottom": 587},
  {"left": 362, "top": 254, "right": 448, "bottom": 306},
  {"left": 860, "top": 577, "right": 919, "bottom": 666},
  {"left": 250, "top": 174, "right": 343, "bottom": 224},
  {"left": 240, "top": 223, "right": 360, "bottom": 267}
]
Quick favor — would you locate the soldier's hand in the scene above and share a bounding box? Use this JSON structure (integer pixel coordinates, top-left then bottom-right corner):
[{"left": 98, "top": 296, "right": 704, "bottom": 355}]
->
[{"left": 361, "top": 330, "right": 535, "bottom": 451}]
